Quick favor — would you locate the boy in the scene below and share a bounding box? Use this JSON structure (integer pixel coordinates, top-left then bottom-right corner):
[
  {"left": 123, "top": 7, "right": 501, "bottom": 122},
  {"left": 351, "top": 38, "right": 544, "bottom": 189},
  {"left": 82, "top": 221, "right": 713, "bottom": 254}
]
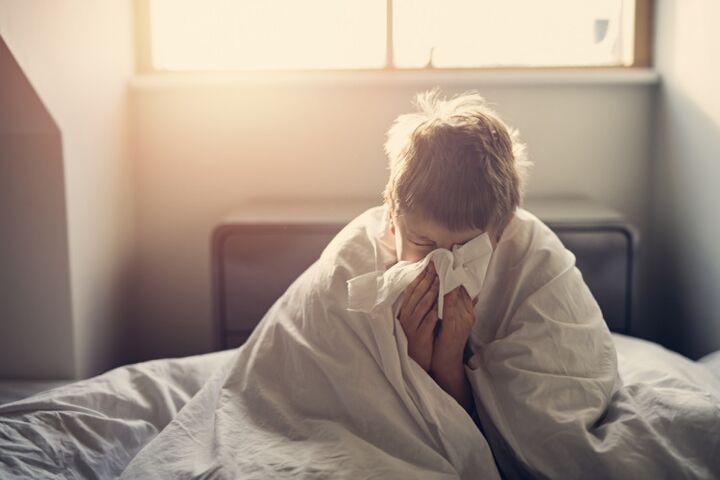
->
[
  {"left": 381, "top": 89, "right": 531, "bottom": 412},
  {"left": 122, "top": 91, "right": 623, "bottom": 480},
  {"left": 376, "top": 90, "right": 620, "bottom": 477}
]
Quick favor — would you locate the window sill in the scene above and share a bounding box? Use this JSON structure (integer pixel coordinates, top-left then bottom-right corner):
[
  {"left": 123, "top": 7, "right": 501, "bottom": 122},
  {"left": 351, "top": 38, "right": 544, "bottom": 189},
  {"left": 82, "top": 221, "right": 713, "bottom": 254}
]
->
[{"left": 129, "top": 68, "right": 659, "bottom": 89}]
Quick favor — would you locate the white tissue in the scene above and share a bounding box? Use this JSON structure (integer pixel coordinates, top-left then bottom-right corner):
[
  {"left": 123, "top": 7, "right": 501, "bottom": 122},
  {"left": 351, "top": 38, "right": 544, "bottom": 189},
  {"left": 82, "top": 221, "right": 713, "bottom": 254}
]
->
[{"left": 347, "top": 232, "right": 494, "bottom": 319}]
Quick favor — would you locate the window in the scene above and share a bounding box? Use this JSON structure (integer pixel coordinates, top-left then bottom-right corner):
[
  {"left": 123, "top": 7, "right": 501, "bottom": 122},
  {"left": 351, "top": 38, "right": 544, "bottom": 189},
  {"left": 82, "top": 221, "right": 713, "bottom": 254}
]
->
[
  {"left": 146, "top": 0, "right": 387, "bottom": 70},
  {"left": 136, "top": 0, "right": 651, "bottom": 72}
]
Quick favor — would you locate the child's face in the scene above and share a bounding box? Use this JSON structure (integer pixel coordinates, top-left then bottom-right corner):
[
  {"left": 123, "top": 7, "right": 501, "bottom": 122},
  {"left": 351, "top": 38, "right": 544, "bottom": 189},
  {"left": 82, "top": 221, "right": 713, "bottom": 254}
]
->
[{"left": 390, "top": 209, "right": 494, "bottom": 262}]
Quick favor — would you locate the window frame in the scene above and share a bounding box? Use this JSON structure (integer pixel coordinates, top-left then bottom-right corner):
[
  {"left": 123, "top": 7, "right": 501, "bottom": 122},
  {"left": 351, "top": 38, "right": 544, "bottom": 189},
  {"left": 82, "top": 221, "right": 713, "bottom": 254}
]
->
[{"left": 134, "top": 0, "right": 652, "bottom": 74}]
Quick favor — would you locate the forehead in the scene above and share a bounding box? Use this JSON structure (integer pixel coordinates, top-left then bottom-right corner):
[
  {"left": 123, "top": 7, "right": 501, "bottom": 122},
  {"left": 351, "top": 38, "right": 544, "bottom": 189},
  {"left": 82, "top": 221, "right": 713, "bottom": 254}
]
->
[{"left": 397, "top": 209, "right": 484, "bottom": 243}]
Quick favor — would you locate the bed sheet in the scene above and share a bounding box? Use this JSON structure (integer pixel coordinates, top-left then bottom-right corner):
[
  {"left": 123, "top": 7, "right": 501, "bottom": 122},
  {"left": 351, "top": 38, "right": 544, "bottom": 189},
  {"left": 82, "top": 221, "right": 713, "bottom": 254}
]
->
[
  {"left": 0, "top": 349, "right": 236, "bottom": 478},
  {"left": 615, "top": 333, "right": 720, "bottom": 393},
  {"left": 0, "top": 336, "right": 718, "bottom": 478},
  {"left": 699, "top": 349, "right": 720, "bottom": 380}
]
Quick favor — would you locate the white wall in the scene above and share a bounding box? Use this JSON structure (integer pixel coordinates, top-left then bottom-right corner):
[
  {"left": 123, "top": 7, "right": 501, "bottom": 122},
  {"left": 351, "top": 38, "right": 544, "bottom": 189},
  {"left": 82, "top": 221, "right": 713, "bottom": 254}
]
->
[
  {"left": 0, "top": 1, "right": 135, "bottom": 377},
  {"left": 650, "top": 0, "right": 720, "bottom": 358},
  {"left": 0, "top": 36, "right": 73, "bottom": 379},
  {"left": 130, "top": 76, "right": 656, "bottom": 361},
  {"left": 0, "top": 2, "right": 666, "bottom": 367}
]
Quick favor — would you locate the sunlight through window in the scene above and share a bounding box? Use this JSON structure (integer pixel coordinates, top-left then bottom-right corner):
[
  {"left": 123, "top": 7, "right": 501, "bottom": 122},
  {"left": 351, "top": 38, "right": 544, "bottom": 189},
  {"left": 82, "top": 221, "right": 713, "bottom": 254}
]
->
[
  {"left": 150, "top": 0, "right": 387, "bottom": 70},
  {"left": 393, "top": 0, "right": 632, "bottom": 68},
  {"left": 148, "top": 0, "right": 636, "bottom": 71}
]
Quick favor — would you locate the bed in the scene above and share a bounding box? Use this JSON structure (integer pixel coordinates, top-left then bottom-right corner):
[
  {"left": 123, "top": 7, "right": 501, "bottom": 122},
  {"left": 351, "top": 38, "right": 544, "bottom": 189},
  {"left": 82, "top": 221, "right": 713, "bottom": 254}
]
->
[{"left": 2, "top": 199, "right": 720, "bottom": 478}]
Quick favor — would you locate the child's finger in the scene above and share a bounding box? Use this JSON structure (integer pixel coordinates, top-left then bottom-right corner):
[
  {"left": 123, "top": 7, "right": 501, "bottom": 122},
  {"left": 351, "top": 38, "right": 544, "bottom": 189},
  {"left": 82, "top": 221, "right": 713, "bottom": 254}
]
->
[
  {"left": 457, "top": 287, "right": 471, "bottom": 303},
  {"left": 443, "top": 288, "right": 465, "bottom": 309},
  {"left": 399, "top": 268, "right": 428, "bottom": 318},
  {"left": 411, "top": 276, "right": 439, "bottom": 328},
  {"left": 442, "top": 290, "right": 459, "bottom": 320},
  {"left": 459, "top": 297, "right": 477, "bottom": 318},
  {"left": 418, "top": 302, "right": 439, "bottom": 337},
  {"left": 409, "top": 269, "right": 435, "bottom": 311},
  {"left": 460, "top": 294, "right": 470, "bottom": 314},
  {"left": 405, "top": 268, "right": 435, "bottom": 313},
  {"left": 454, "top": 288, "right": 473, "bottom": 310},
  {"left": 443, "top": 288, "right": 457, "bottom": 302}
]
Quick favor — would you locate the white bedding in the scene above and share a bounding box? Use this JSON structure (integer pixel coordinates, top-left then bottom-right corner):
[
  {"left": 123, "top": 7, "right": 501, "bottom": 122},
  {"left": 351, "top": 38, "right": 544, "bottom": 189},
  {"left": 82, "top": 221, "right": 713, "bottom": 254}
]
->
[
  {"left": 0, "top": 337, "right": 719, "bottom": 478},
  {"left": 0, "top": 350, "right": 235, "bottom": 478},
  {"left": 119, "top": 206, "right": 502, "bottom": 479},
  {"left": 1, "top": 206, "right": 720, "bottom": 479}
]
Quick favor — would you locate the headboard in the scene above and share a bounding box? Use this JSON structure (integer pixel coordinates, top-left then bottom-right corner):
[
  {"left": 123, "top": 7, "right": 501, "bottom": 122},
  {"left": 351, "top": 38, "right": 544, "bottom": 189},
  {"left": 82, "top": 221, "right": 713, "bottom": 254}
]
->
[{"left": 212, "top": 199, "right": 637, "bottom": 350}]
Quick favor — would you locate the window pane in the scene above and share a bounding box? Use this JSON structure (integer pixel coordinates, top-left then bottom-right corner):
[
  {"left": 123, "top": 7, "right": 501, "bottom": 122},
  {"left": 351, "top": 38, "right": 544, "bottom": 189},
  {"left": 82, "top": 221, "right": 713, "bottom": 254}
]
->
[
  {"left": 393, "top": 0, "right": 634, "bottom": 68},
  {"left": 150, "top": 0, "right": 386, "bottom": 70}
]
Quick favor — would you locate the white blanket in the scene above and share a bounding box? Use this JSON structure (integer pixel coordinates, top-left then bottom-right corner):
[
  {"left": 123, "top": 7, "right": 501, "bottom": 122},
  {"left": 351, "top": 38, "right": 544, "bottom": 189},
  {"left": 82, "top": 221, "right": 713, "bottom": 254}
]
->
[
  {"left": 463, "top": 206, "right": 720, "bottom": 479},
  {"left": 0, "top": 350, "right": 234, "bottom": 478},
  {"left": 121, "top": 205, "right": 501, "bottom": 479},
  {"left": 120, "top": 205, "right": 720, "bottom": 479},
  {"left": 125, "top": 207, "right": 720, "bottom": 478},
  {"left": 4, "top": 205, "right": 720, "bottom": 479}
]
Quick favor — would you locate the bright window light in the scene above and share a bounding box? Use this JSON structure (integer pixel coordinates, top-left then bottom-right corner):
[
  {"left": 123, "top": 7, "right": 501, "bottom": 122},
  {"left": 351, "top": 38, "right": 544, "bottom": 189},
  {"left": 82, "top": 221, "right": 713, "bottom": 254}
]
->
[
  {"left": 394, "top": 0, "right": 633, "bottom": 68},
  {"left": 150, "top": 0, "right": 387, "bottom": 70},
  {"left": 147, "top": 0, "right": 636, "bottom": 71}
]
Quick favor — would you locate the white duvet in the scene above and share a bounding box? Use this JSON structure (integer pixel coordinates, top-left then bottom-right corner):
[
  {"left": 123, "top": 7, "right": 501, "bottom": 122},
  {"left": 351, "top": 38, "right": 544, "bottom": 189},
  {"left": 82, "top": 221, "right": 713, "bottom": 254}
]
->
[
  {"left": 0, "top": 350, "right": 234, "bottom": 478},
  {"left": 460, "top": 207, "right": 720, "bottom": 479},
  {"left": 2, "top": 205, "right": 720, "bottom": 479},
  {"left": 122, "top": 205, "right": 501, "bottom": 479}
]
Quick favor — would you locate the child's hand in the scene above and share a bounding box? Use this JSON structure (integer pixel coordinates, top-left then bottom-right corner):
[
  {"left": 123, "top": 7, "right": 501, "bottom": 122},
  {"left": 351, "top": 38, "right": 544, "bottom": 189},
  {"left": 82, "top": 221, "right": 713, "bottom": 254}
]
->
[
  {"left": 430, "top": 287, "right": 477, "bottom": 380},
  {"left": 397, "top": 263, "right": 439, "bottom": 371}
]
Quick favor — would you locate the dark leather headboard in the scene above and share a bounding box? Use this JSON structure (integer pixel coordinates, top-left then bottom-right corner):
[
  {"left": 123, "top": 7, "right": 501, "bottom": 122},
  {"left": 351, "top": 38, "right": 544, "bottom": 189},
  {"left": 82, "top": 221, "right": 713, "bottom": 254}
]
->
[
  {"left": 552, "top": 226, "right": 635, "bottom": 334},
  {"left": 212, "top": 201, "right": 636, "bottom": 350}
]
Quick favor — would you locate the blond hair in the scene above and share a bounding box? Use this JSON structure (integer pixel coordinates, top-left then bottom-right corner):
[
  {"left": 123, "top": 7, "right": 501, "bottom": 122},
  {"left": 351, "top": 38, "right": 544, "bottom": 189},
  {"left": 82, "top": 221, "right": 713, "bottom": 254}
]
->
[{"left": 383, "top": 89, "right": 531, "bottom": 231}]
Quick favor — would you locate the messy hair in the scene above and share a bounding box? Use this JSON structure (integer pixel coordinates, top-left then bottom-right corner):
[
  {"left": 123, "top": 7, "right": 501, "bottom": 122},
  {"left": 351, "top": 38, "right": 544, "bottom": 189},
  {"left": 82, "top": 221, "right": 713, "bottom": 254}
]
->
[{"left": 382, "top": 89, "right": 531, "bottom": 232}]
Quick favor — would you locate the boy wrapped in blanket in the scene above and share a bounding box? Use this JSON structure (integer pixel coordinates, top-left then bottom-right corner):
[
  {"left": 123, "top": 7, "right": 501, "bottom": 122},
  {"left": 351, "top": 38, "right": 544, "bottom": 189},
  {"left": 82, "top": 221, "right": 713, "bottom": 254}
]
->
[{"left": 121, "top": 92, "right": 720, "bottom": 479}]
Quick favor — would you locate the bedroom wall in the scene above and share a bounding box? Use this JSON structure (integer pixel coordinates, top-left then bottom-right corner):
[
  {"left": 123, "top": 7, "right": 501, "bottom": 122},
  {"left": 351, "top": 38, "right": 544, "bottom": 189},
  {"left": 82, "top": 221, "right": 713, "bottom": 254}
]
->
[
  {"left": 129, "top": 76, "right": 657, "bottom": 361},
  {"left": 0, "top": 37, "right": 74, "bottom": 379},
  {"left": 0, "top": 2, "right": 669, "bottom": 369},
  {"left": 0, "top": 1, "right": 135, "bottom": 378},
  {"left": 650, "top": 0, "right": 720, "bottom": 358}
]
